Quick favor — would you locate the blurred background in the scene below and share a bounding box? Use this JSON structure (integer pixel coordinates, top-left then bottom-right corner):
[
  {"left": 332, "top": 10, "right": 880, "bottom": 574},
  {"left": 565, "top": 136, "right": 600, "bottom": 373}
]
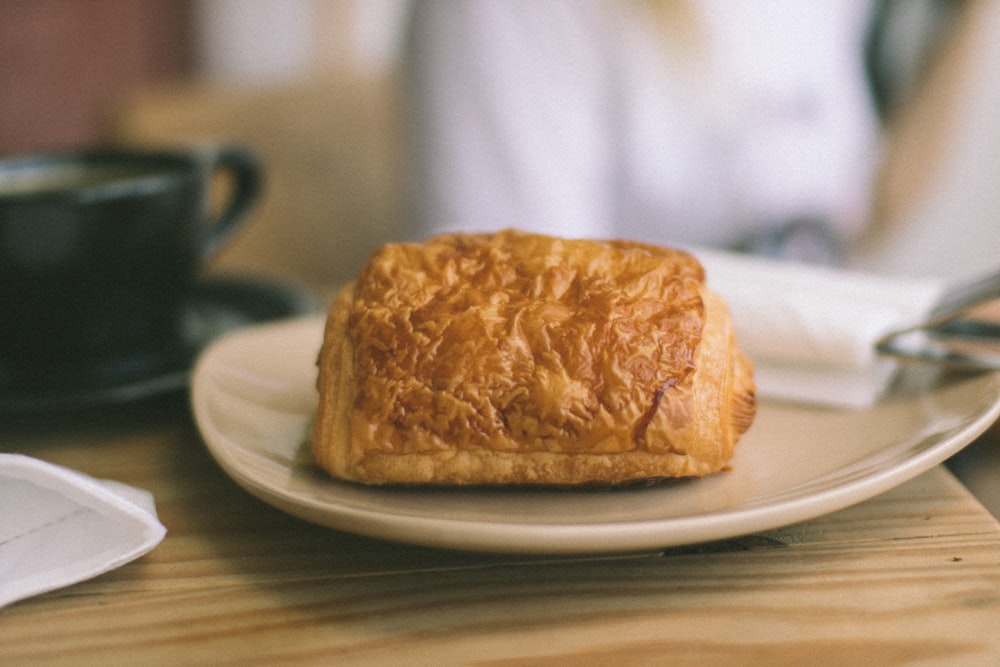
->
[
  {"left": 3, "top": 0, "right": 999, "bottom": 292},
  {"left": 3, "top": 0, "right": 1000, "bottom": 288},
  {"left": 0, "top": 0, "right": 406, "bottom": 150},
  {"left": 1, "top": 0, "right": 408, "bottom": 290}
]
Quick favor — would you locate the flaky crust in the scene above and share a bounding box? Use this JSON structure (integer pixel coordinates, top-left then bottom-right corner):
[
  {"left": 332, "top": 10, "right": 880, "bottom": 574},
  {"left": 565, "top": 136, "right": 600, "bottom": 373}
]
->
[{"left": 312, "top": 230, "right": 755, "bottom": 485}]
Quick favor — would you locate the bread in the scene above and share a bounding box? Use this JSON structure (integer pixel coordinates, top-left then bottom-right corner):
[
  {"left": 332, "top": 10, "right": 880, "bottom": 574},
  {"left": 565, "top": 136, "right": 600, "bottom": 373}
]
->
[{"left": 312, "top": 229, "right": 756, "bottom": 486}]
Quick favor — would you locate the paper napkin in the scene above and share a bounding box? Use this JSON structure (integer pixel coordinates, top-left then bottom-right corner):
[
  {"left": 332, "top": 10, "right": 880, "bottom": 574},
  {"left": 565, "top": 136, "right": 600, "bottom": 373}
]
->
[
  {"left": 0, "top": 454, "right": 166, "bottom": 609},
  {"left": 694, "top": 249, "right": 944, "bottom": 408}
]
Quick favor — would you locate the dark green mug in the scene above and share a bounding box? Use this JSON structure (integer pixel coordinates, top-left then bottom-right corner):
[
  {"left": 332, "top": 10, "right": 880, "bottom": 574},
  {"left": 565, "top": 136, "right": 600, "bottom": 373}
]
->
[{"left": 0, "top": 145, "right": 262, "bottom": 368}]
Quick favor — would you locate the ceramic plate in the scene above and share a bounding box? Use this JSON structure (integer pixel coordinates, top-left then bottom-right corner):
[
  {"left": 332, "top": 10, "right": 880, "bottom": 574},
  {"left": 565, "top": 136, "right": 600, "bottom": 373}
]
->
[{"left": 191, "top": 315, "right": 1000, "bottom": 555}]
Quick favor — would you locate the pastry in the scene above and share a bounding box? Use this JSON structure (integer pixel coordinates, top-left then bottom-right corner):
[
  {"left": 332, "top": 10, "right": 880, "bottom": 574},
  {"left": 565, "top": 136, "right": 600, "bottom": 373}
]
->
[{"left": 312, "top": 229, "right": 756, "bottom": 485}]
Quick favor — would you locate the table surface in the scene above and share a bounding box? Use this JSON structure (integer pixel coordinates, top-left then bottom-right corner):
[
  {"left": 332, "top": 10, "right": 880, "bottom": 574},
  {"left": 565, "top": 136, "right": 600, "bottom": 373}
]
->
[{"left": 2, "top": 393, "right": 1000, "bottom": 666}]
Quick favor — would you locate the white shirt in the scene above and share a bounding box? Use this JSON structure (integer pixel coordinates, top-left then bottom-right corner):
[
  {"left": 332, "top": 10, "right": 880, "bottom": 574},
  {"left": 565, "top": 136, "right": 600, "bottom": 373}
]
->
[{"left": 403, "top": 0, "right": 880, "bottom": 259}]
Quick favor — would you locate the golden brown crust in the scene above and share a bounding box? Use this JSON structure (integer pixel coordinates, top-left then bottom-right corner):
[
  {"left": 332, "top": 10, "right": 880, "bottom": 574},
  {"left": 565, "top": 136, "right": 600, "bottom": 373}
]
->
[{"left": 312, "top": 229, "right": 755, "bottom": 486}]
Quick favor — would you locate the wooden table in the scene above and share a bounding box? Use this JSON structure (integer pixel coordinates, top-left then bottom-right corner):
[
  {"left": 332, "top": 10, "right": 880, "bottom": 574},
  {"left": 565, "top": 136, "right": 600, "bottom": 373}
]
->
[{"left": 2, "top": 392, "right": 1000, "bottom": 666}]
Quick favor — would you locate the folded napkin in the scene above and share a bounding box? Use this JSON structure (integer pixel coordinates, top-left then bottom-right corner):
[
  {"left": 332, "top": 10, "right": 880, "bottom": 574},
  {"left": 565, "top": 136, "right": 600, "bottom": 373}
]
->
[
  {"left": 693, "top": 249, "right": 943, "bottom": 408},
  {"left": 0, "top": 454, "right": 166, "bottom": 609}
]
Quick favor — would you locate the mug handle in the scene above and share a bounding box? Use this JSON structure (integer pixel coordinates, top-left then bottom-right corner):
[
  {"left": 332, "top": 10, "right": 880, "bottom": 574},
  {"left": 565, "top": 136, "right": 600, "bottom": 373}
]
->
[{"left": 196, "top": 144, "right": 262, "bottom": 260}]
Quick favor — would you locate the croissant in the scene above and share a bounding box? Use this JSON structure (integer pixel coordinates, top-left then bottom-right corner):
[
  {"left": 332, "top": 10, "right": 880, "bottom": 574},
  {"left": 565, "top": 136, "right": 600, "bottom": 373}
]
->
[{"left": 312, "top": 229, "right": 756, "bottom": 486}]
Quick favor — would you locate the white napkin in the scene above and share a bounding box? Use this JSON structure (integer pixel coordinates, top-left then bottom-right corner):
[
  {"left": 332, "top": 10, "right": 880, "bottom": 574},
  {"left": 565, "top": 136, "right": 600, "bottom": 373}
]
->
[
  {"left": 0, "top": 454, "right": 166, "bottom": 609},
  {"left": 694, "top": 249, "right": 944, "bottom": 408}
]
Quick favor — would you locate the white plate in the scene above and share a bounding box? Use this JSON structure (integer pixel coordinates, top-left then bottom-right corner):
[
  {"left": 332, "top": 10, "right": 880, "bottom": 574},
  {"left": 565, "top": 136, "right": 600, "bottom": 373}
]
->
[{"left": 191, "top": 315, "right": 1000, "bottom": 555}]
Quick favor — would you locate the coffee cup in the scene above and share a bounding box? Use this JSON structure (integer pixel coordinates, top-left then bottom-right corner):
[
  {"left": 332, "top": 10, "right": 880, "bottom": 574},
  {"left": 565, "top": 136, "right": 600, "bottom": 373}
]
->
[{"left": 0, "top": 145, "right": 262, "bottom": 376}]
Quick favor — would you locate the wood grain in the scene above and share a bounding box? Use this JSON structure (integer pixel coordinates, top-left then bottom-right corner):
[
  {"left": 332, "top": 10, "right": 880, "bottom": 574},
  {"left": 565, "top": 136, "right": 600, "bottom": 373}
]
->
[{"left": 2, "top": 394, "right": 999, "bottom": 666}]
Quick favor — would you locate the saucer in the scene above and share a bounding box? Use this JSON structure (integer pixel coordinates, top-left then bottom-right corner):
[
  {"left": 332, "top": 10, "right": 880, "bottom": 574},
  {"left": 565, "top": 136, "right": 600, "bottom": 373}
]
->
[{"left": 0, "top": 275, "right": 318, "bottom": 412}]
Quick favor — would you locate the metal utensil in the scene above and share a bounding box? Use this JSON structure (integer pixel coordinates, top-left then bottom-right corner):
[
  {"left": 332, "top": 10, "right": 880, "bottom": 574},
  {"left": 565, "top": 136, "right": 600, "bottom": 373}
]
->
[{"left": 878, "top": 269, "right": 1000, "bottom": 369}]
